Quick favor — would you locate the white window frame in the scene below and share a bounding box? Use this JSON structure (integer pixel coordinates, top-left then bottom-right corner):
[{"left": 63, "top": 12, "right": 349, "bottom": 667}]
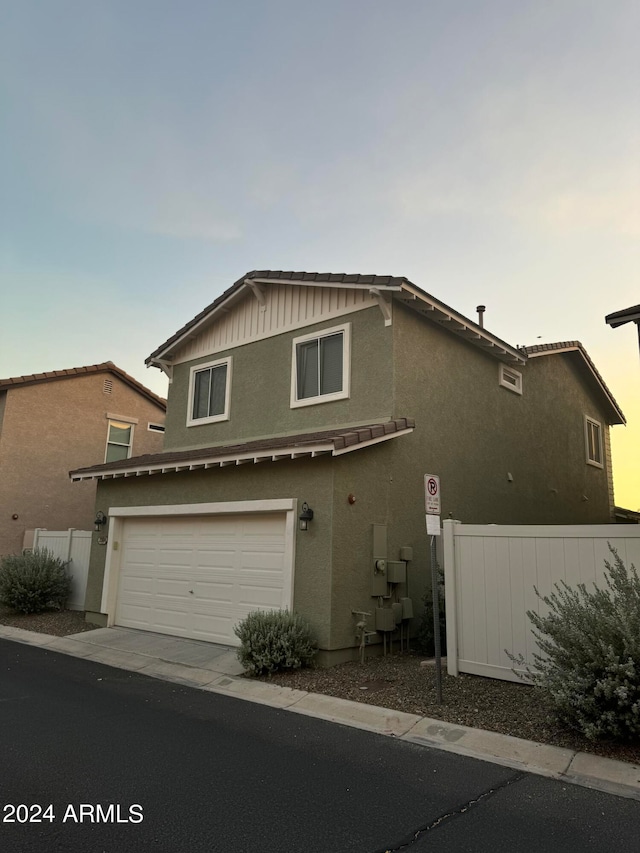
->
[
  {"left": 290, "top": 322, "right": 351, "bottom": 409},
  {"left": 499, "top": 364, "right": 523, "bottom": 395},
  {"left": 187, "top": 357, "right": 232, "bottom": 427},
  {"left": 584, "top": 415, "right": 604, "bottom": 468},
  {"left": 105, "top": 419, "right": 134, "bottom": 463}
]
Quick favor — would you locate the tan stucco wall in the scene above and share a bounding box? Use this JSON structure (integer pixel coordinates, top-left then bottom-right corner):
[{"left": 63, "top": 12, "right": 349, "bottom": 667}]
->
[
  {"left": 163, "top": 306, "right": 394, "bottom": 450},
  {"left": 0, "top": 374, "right": 165, "bottom": 557}
]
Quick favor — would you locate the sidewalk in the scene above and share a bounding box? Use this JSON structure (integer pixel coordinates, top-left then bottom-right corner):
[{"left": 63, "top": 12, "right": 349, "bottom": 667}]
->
[{"left": 2, "top": 623, "right": 639, "bottom": 802}]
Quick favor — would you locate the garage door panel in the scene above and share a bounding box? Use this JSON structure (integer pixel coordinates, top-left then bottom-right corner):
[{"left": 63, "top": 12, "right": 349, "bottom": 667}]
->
[
  {"left": 193, "top": 550, "right": 237, "bottom": 569},
  {"left": 115, "top": 511, "right": 290, "bottom": 645},
  {"left": 155, "top": 578, "right": 192, "bottom": 598},
  {"left": 238, "top": 585, "right": 284, "bottom": 608},
  {"left": 119, "top": 575, "right": 154, "bottom": 594}
]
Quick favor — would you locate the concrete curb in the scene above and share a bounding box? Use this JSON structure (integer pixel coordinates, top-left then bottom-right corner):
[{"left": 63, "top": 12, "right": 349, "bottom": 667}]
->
[{"left": 2, "top": 625, "right": 639, "bottom": 801}]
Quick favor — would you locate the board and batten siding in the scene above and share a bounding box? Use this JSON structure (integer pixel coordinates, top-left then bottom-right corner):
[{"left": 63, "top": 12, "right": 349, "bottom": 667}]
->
[
  {"left": 443, "top": 520, "right": 640, "bottom": 683},
  {"left": 172, "top": 284, "right": 379, "bottom": 364}
]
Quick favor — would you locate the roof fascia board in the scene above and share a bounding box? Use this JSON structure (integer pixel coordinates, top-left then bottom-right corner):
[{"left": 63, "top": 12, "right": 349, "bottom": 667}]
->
[
  {"left": 70, "top": 440, "right": 337, "bottom": 481},
  {"left": 249, "top": 277, "right": 403, "bottom": 292},
  {"left": 147, "top": 282, "right": 251, "bottom": 366},
  {"left": 398, "top": 283, "right": 525, "bottom": 365},
  {"left": 526, "top": 346, "right": 577, "bottom": 358}
]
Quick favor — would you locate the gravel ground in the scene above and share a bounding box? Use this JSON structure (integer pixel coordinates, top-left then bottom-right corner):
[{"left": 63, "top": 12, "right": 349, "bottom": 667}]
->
[
  {"left": 263, "top": 653, "right": 640, "bottom": 766},
  {"left": 2, "top": 607, "right": 638, "bottom": 766},
  {"left": 0, "top": 606, "right": 99, "bottom": 636}
]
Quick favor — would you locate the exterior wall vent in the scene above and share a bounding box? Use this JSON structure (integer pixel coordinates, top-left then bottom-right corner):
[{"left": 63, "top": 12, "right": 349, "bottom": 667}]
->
[{"left": 103, "top": 378, "right": 113, "bottom": 394}]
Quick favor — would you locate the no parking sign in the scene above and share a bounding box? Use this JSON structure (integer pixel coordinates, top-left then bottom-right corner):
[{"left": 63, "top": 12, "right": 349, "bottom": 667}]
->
[{"left": 424, "top": 474, "right": 440, "bottom": 514}]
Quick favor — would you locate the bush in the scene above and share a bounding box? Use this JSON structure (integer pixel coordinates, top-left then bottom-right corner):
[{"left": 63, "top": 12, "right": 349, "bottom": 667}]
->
[
  {"left": 234, "top": 609, "right": 316, "bottom": 676},
  {"left": 415, "top": 564, "right": 446, "bottom": 657},
  {"left": 513, "top": 546, "right": 640, "bottom": 741},
  {"left": 0, "top": 548, "right": 72, "bottom": 614}
]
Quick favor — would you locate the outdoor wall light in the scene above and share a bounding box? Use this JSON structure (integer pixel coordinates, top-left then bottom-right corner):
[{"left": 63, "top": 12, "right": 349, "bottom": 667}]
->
[
  {"left": 298, "top": 502, "right": 314, "bottom": 531},
  {"left": 94, "top": 511, "right": 108, "bottom": 532}
]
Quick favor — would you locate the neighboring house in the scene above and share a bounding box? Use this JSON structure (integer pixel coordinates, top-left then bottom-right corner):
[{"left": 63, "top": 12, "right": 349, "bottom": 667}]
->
[
  {"left": 605, "top": 304, "right": 640, "bottom": 360},
  {"left": 71, "top": 271, "right": 625, "bottom": 664},
  {"left": 0, "top": 362, "right": 166, "bottom": 558}
]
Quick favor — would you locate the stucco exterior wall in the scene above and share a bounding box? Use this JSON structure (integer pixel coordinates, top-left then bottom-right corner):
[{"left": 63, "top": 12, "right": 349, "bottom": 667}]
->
[
  {"left": 391, "top": 303, "right": 615, "bottom": 525},
  {"left": 163, "top": 306, "right": 394, "bottom": 450},
  {"left": 81, "top": 296, "right": 620, "bottom": 664},
  {"left": 0, "top": 374, "right": 165, "bottom": 557}
]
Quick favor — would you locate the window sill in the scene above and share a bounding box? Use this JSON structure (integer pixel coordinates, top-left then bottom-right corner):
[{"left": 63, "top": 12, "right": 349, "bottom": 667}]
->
[
  {"left": 186, "top": 414, "right": 229, "bottom": 427},
  {"left": 290, "top": 391, "right": 349, "bottom": 409}
]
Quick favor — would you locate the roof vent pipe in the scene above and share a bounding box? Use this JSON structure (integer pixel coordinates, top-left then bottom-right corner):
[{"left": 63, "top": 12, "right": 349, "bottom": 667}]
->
[{"left": 476, "top": 305, "right": 486, "bottom": 328}]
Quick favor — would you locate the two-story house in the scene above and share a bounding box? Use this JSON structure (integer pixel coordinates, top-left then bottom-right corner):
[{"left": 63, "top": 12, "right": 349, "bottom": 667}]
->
[
  {"left": 72, "top": 272, "right": 624, "bottom": 664},
  {"left": 0, "top": 362, "right": 166, "bottom": 557}
]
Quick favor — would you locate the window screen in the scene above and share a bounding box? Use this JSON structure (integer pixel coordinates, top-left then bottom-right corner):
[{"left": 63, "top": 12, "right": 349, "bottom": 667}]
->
[
  {"left": 296, "top": 332, "right": 343, "bottom": 400},
  {"left": 192, "top": 363, "right": 227, "bottom": 420}
]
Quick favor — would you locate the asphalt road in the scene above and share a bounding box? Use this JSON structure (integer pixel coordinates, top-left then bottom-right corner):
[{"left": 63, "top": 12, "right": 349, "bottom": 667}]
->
[{"left": 1, "top": 639, "right": 638, "bottom": 853}]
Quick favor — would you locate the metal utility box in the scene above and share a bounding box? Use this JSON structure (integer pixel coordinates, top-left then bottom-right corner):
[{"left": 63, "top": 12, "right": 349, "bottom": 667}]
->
[
  {"left": 392, "top": 602, "right": 403, "bottom": 625},
  {"left": 400, "top": 597, "right": 414, "bottom": 619},
  {"left": 386, "top": 561, "right": 407, "bottom": 584},
  {"left": 371, "top": 524, "right": 388, "bottom": 597},
  {"left": 375, "top": 607, "right": 396, "bottom": 632}
]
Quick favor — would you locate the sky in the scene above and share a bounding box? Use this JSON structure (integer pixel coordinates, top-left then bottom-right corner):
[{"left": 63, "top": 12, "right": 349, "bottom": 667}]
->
[{"left": 1, "top": 1, "right": 638, "bottom": 508}]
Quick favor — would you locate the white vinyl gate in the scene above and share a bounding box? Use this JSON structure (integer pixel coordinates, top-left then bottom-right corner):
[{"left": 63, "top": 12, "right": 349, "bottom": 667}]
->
[
  {"left": 32, "top": 528, "right": 92, "bottom": 611},
  {"left": 443, "top": 520, "right": 640, "bottom": 683}
]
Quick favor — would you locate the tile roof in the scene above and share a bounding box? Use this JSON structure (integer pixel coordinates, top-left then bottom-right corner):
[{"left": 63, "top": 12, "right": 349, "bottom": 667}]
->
[
  {"left": 0, "top": 362, "right": 166, "bottom": 409},
  {"left": 70, "top": 417, "right": 415, "bottom": 481},
  {"left": 146, "top": 270, "right": 409, "bottom": 364},
  {"left": 146, "top": 268, "right": 524, "bottom": 366},
  {"left": 523, "top": 341, "right": 624, "bottom": 424}
]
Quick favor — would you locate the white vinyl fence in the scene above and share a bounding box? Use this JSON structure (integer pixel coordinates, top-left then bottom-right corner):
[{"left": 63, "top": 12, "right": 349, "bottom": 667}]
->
[
  {"left": 32, "top": 529, "right": 92, "bottom": 611},
  {"left": 443, "top": 520, "right": 640, "bottom": 683}
]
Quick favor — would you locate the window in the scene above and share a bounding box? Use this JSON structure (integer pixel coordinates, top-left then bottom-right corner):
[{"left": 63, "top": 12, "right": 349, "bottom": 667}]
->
[
  {"left": 187, "top": 357, "right": 231, "bottom": 426},
  {"left": 291, "top": 323, "right": 350, "bottom": 408},
  {"left": 585, "top": 416, "right": 603, "bottom": 468},
  {"left": 499, "top": 364, "right": 523, "bottom": 395},
  {"left": 105, "top": 420, "right": 133, "bottom": 463}
]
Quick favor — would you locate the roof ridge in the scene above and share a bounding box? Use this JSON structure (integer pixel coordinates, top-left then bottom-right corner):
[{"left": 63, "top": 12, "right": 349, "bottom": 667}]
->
[{"left": 0, "top": 362, "right": 166, "bottom": 409}]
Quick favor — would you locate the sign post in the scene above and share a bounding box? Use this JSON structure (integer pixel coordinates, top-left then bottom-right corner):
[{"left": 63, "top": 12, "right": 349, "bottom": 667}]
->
[{"left": 424, "top": 475, "right": 442, "bottom": 704}]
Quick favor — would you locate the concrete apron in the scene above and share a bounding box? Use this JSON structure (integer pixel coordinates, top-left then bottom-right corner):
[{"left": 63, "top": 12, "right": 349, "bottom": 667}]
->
[{"left": 1, "top": 624, "right": 638, "bottom": 802}]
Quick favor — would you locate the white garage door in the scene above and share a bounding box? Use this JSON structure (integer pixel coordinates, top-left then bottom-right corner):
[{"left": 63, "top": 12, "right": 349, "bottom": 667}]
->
[{"left": 115, "top": 513, "right": 290, "bottom": 645}]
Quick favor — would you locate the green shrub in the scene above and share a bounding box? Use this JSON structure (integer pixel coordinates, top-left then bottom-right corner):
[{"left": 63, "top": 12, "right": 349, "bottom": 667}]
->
[
  {"left": 512, "top": 546, "right": 640, "bottom": 741},
  {"left": 234, "top": 609, "right": 316, "bottom": 676},
  {"left": 0, "top": 548, "right": 72, "bottom": 614},
  {"left": 415, "top": 564, "right": 446, "bottom": 657}
]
